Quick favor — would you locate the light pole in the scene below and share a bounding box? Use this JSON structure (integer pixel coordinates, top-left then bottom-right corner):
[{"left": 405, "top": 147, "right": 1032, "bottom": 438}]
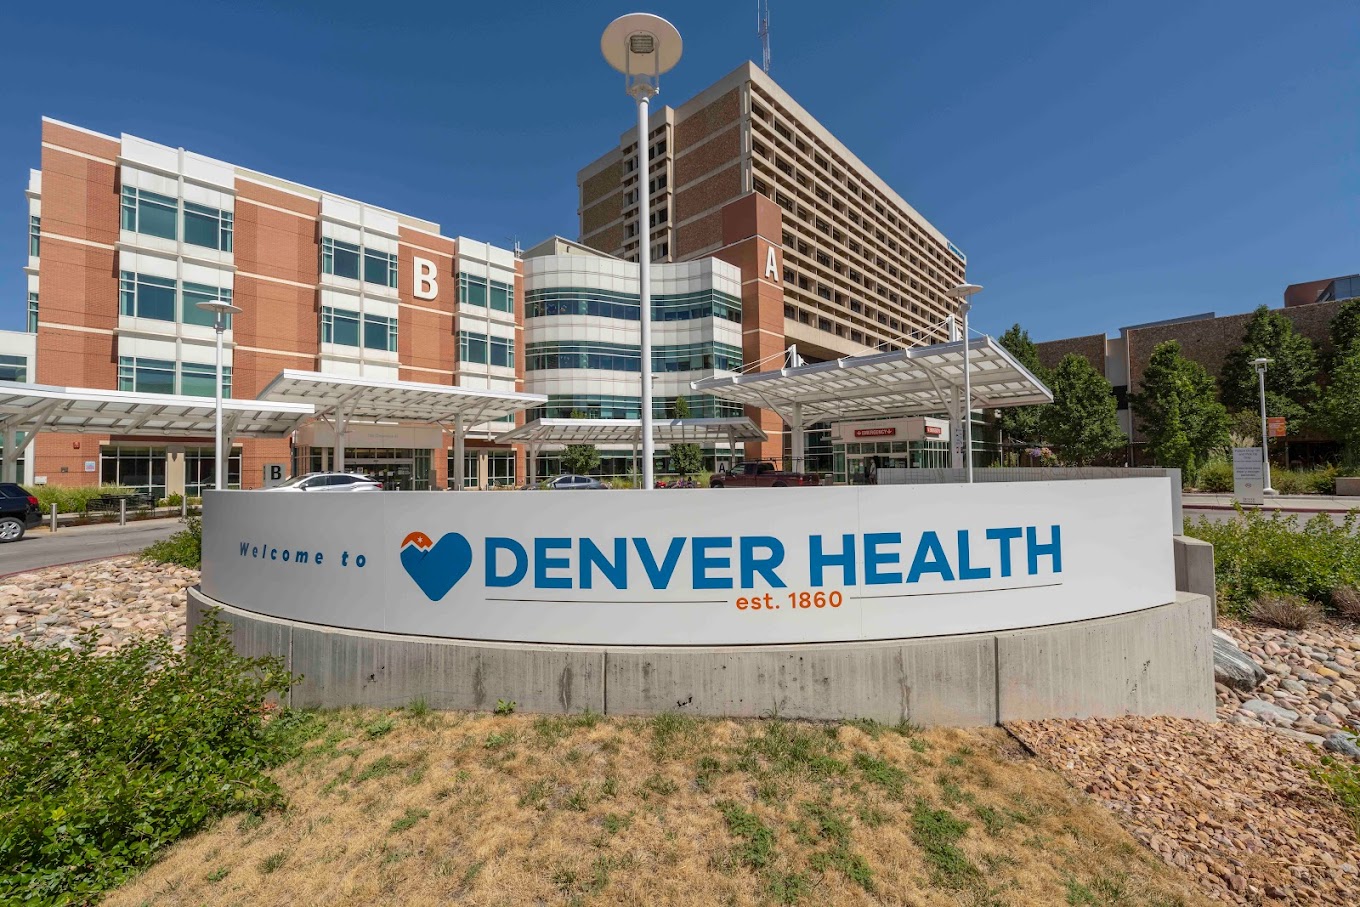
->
[
  {"left": 1253, "top": 356, "right": 1275, "bottom": 495},
  {"left": 196, "top": 299, "right": 242, "bottom": 492},
  {"left": 602, "top": 13, "right": 682, "bottom": 491},
  {"left": 944, "top": 283, "right": 983, "bottom": 483}
]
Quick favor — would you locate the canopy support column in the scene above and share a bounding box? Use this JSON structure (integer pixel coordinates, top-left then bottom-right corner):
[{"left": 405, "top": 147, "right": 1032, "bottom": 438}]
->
[
  {"left": 631, "top": 441, "right": 639, "bottom": 487},
  {"left": 334, "top": 404, "right": 348, "bottom": 473},
  {"left": 790, "top": 402, "right": 805, "bottom": 474},
  {"left": 726, "top": 428, "right": 738, "bottom": 470},
  {"left": 528, "top": 442, "right": 539, "bottom": 486},
  {"left": 452, "top": 414, "right": 465, "bottom": 491},
  {"left": 946, "top": 315, "right": 964, "bottom": 471},
  {"left": 1, "top": 426, "right": 17, "bottom": 484}
]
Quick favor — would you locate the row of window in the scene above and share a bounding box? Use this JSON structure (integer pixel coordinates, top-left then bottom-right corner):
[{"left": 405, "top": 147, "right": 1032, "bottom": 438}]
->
[
  {"left": 528, "top": 394, "right": 742, "bottom": 421},
  {"left": 458, "top": 330, "right": 515, "bottom": 368},
  {"left": 322, "top": 237, "right": 398, "bottom": 288},
  {"left": 524, "top": 341, "right": 743, "bottom": 373},
  {"left": 118, "top": 356, "right": 231, "bottom": 398},
  {"left": 102, "top": 445, "right": 242, "bottom": 497},
  {"left": 321, "top": 306, "right": 398, "bottom": 352},
  {"left": 29, "top": 215, "right": 39, "bottom": 257},
  {"left": 121, "top": 187, "right": 233, "bottom": 252},
  {"left": 524, "top": 288, "right": 741, "bottom": 323},
  {"left": 458, "top": 273, "right": 514, "bottom": 312},
  {"left": 119, "top": 271, "right": 233, "bottom": 328},
  {"left": 27, "top": 293, "right": 38, "bottom": 334},
  {"left": 453, "top": 451, "right": 518, "bottom": 489}
]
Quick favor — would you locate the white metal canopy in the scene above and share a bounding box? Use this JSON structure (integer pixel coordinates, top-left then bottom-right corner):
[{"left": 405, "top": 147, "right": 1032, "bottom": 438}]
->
[
  {"left": 496, "top": 417, "right": 766, "bottom": 447},
  {"left": 0, "top": 380, "right": 315, "bottom": 483},
  {"left": 690, "top": 336, "right": 1052, "bottom": 425},
  {"left": 255, "top": 370, "right": 547, "bottom": 483}
]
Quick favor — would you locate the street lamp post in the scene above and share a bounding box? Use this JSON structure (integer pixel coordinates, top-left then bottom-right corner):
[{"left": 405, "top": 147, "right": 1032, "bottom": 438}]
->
[
  {"left": 196, "top": 299, "right": 242, "bottom": 492},
  {"left": 944, "top": 283, "right": 983, "bottom": 483},
  {"left": 1253, "top": 356, "right": 1276, "bottom": 495},
  {"left": 601, "top": 13, "right": 682, "bottom": 491}
]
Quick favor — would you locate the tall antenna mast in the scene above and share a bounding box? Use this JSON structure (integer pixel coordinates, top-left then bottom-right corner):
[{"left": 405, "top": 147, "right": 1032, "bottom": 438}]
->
[{"left": 757, "top": 0, "right": 771, "bottom": 74}]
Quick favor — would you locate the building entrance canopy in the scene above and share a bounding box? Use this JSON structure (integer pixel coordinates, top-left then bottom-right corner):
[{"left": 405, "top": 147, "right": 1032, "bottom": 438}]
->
[
  {"left": 0, "top": 380, "right": 315, "bottom": 483},
  {"left": 255, "top": 370, "right": 547, "bottom": 484},
  {"left": 496, "top": 417, "right": 766, "bottom": 484},
  {"left": 690, "top": 336, "right": 1052, "bottom": 471}
]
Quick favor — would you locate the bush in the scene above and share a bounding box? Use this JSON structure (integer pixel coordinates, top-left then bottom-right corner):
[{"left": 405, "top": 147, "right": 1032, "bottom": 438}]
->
[
  {"left": 0, "top": 612, "right": 305, "bottom": 904},
  {"left": 23, "top": 484, "right": 133, "bottom": 514},
  {"left": 1248, "top": 593, "right": 1323, "bottom": 630},
  {"left": 163, "top": 492, "right": 184, "bottom": 509},
  {"left": 1334, "top": 586, "right": 1360, "bottom": 620},
  {"left": 142, "top": 516, "right": 202, "bottom": 568},
  {"left": 1270, "top": 466, "right": 1338, "bottom": 495},
  {"left": 1184, "top": 508, "right": 1360, "bottom": 616},
  {"left": 1195, "top": 459, "right": 1234, "bottom": 492}
]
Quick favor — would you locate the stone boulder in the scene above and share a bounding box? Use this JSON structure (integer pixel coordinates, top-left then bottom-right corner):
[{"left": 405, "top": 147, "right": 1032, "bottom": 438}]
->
[{"left": 1213, "top": 629, "right": 1266, "bottom": 693}]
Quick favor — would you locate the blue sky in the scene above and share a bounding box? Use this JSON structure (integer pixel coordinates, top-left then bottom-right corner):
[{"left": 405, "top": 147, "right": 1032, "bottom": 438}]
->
[{"left": 1, "top": 0, "right": 1355, "bottom": 341}]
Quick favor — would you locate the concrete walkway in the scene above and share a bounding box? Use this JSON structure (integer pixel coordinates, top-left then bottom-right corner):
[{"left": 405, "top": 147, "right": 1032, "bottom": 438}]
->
[
  {"left": 0, "top": 517, "right": 185, "bottom": 576},
  {"left": 1183, "top": 493, "right": 1359, "bottom": 514}
]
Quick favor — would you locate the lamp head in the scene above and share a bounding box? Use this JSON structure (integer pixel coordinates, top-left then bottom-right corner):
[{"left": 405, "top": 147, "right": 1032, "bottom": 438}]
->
[
  {"left": 1252, "top": 357, "right": 1273, "bottom": 369},
  {"left": 195, "top": 299, "right": 242, "bottom": 316},
  {"left": 944, "top": 283, "right": 983, "bottom": 299},
  {"left": 602, "top": 13, "right": 682, "bottom": 96}
]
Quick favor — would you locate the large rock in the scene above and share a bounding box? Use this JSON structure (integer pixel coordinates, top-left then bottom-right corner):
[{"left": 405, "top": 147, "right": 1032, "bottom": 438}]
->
[
  {"left": 1324, "top": 733, "right": 1360, "bottom": 760},
  {"left": 1240, "top": 699, "right": 1299, "bottom": 725},
  {"left": 1213, "top": 630, "right": 1267, "bottom": 693}
]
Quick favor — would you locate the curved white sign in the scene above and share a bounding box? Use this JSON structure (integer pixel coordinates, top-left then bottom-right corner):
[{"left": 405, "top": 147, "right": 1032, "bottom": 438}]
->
[{"left": 200, "top": 479, "right": 1174, "bottom": 646}]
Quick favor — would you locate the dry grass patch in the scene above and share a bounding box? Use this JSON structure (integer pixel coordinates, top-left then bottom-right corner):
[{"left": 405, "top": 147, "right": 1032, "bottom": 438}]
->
[{"left": 106, "top": 709, "right": 1205, "bottom": 906}]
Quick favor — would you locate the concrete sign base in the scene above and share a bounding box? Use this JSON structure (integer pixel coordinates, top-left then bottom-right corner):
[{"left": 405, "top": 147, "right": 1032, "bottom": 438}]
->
[{"left": 189, "top": 588, "right": 1214, "bottom": 725}]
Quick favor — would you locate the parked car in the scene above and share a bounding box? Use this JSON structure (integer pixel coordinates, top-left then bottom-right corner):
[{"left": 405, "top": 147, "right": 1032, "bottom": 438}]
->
[
  {"left": 0, "top": 483, "right": 42, "bottom": 542},
  {"left": 708, "top": 462, "right": 822, "bottom": 489},
  {"left": 261, "top": 473, "right": 383, "bottom": 492},
  {"left": 539, "top": 474, "right": 607, "bottom": 490}
]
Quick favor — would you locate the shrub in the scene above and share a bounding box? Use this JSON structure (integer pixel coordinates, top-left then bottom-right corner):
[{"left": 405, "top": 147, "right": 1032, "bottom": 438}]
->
[
  {"left": 1334, "top": 586, "right": 1360, "bottom": 620},
  {"left": 164, "top": 492, "right": 184, "bottom": 509},
  {"left": 23, "top": 484, "right": 133, "bottom": 514},
  {"left": 1184, "top": 509, "right": 1360, "bottom": 616},
  {"left": 1248, "top": 593, "right": 1323, "bottom": 630},
  {"left": 1195, "top": 459, "right": 1234, "bottom": 492},
  {"left": 142, "top": 516, "right": 202, "bottom": 568},
  {"left": 0, "top": 612, "right": 303, "bottom": 904}
]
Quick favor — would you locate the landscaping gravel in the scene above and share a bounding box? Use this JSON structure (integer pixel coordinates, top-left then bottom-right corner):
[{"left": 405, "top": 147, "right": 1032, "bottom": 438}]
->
[{"left": 0, "top": 557, "right": 195, "bottom": 652}]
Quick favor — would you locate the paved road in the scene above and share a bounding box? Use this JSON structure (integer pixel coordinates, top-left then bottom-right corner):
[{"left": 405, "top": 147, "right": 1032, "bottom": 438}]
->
[{"left": 0, "top": 518, "right": 185, "bottom": 576}]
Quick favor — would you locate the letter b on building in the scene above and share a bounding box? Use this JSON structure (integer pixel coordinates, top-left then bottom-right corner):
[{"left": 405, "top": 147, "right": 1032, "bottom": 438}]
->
[
  {"left": 263, "top": 463, "right": 287, "bottom": 488},
  {"left": 413, "top": 256, "right": 438, "bottom": 300}
]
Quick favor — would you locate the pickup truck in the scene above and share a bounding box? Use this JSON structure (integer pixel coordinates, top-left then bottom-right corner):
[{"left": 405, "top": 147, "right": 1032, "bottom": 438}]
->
[{"left": 709, "top": 462, "right": 822, "bottom": 489}]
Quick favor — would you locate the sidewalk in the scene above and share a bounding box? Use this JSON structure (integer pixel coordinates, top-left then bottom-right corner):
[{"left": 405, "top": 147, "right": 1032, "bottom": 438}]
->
[
  {"left": 1182, "top": 492, "right": 1359, "bottom": 514},
  {"left": 27, "top": 515, "right": 187, "bottom": 537}
]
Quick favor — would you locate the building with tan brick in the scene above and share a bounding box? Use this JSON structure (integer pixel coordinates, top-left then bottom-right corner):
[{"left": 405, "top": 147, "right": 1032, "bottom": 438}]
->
[
  {"left": 577, "top": 62, "right": 970, "bottom": 466},
  {"left": 16, "top": 117, "right": 526, "bottom": 494}
]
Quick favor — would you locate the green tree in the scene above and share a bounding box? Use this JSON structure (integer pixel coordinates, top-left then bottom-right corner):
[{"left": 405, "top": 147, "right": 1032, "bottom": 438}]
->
[
  {"left": 995, "top": 324, "right": 1050, "bottom": 450},
  {"left": 1328, "top": 297, "right": 1360, "bottom": 358},
  {"left": 669, "top": 397, "right": 704, "bottom": 477},
  {"left": 1313, "top": 345, "right": 1360, "bottom": 468},
  {"left": 1220, "top": 305, "right": 1318, "bottom": 426},
  {"left": 560, "top": 410, "right": 601, "bottom": 477},
  {"left": 1039, "top": 354, "right": 1125, "bottom": 465},
  {"left": 1130, "top": 340, "right": 1229, "bottom": 477}
]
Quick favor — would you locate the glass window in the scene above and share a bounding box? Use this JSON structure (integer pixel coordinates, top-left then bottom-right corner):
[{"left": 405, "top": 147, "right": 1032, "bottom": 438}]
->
[
  {"left": 184, "top": 202, "right": 233, "bottom": 251},
  {"left": 525, "top": 341, "right": 640, "bottom": 372},
  {"left": 28, "top": 215, "right": 39, "bottom": 257},
  {"left": 181, "top": 362, "right": 230, "bottom": 398},
  {"left": 100, "top": 446, "right": 168, "bottom": 500},
  {"left": 27, "top": 292, "right": 37, "bottom": 333},
  {"left": 459, "top": 273, "right": 488, "bottom": 307},
  {"left": 322, "top": 306, "right": 361, "bottom": 347},
  {"left": 459, "top": 330, "right": 488, "bottom": 364},
  {"left": 182, "top": 283, "right": 233, "bottom": 328},
  {"left": 120, "top": 187, "right": 178, "bottom": 240},
  {"left": 119, "top": 271, "right": 177, "bottom": 322},
  {"left": 489, "top": 280, "right": 513, "bottom": 312},
  {"left": 489, "top": 336, "right": 514, "bottom": 368},
  {"left": 183, "top": 445, "right": 242, "bottom": 495},
  {"left": 0, "top": 354, "right": 26, "bottom": 382},
  {"left": 322, "top": 237, "right": 361, "bottom": 280},
  {"left": 364, "top": 248, "right": 399, "bottom": 288},
  {"left": 363, "top": 313, "right": 398, "bottom": 351},
  {"left": 118, "top": 356, "right": 176, "bottom": 395}
]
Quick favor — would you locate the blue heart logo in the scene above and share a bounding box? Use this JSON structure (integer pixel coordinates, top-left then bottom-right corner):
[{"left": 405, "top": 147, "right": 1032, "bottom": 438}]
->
[{"left": 400, "top": 531, "right": 473, "bottom": 602}]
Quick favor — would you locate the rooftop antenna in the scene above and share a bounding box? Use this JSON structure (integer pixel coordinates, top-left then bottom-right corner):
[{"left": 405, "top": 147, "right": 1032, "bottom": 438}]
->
[{"left": 757, "top": 0, "right": 771, "bottom": 74}]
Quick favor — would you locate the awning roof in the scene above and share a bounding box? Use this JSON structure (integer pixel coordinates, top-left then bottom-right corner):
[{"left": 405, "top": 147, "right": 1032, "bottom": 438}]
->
[
  {"left": 0, "top": 381, "right": 314, "bottom": 438},
  {"left": 496, "top": 417, "right": 767, "bottom": 447},
  {"left": 691, "top": 336, "right": 1052, "bottom": 424},
  {"left": 256, "top": 370, "right": 546, "bottom": 425}
]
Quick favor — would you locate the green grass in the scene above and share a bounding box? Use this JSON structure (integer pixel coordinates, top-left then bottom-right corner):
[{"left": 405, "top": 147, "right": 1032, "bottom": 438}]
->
[
  {"left": 717, "top": 801, "right": 776, "bottom": 871},
  {"left": 388, "top": 808, "right": 429, "bottom": 833},
  {"left": 852, "top": 752, "right": 909, "bottom": 798},
  {"left": 909, "top": 798, "right": 978, "bottom": 889}
]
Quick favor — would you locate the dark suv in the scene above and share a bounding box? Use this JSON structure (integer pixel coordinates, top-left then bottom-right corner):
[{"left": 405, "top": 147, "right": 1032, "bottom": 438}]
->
[{"left": 0, "top": 483, "right": 41, "bottom": 543}]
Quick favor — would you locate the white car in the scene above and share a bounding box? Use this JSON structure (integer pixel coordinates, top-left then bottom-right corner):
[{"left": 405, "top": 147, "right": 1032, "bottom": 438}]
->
[{"left": 262, "top": 472, "right": 383, "bottom": 492}]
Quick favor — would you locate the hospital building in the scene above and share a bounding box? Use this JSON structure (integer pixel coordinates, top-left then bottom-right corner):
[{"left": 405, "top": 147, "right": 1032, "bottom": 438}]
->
[{"left": 6, "top": 62, "right": 974, "bottom": 493}]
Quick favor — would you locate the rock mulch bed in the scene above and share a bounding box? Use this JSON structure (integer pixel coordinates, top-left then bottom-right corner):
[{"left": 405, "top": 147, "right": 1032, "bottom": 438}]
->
[
  {"left": 1009, "top": 716, "right": 1356, "bottom": 906},
  {"left": 0, "top": 557, "right": 196, "bottom": 652},
  {"left": 1215, "top": 617, "right": 1360, "bottom": 746}
]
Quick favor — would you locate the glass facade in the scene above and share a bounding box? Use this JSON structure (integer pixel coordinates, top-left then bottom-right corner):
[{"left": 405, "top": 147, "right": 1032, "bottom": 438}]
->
[
  {"left": 183, "top": 446, "right": 242, "bottom": 495},
  {"left": 363, "top": 248, "right": 399, "bottom": 288},
  {"left": 451, "top": 450, "right": 517, "bottom": 489},
  {"left": 526, "top": 341, "right": 743, "bottom": 373},
  {"left": 525, "top": 287, "right": 741, "bottom": 322},
  {"left": 322, "top": 307, "right": 396, "bottom": 351},
  {"left": 322, "top": 237, "right": 361, "bottom": 280},
  {"left": 183, "top": 202, "right": 233, "bottom": 252},
  {"left": 119, "top": 271, "right": 177, "bottom": 321},
  {"left": 459, "top": 330, "right": 514, "bottom": 367},
  {"left": 181, "top": 283, "right": 233, "bottom": 327},
  {"left": 118, "top": 357, "right": 229, "bottom": 397},
  {"left": 527, "top": 394, "right": 742, "bottom": 421}
]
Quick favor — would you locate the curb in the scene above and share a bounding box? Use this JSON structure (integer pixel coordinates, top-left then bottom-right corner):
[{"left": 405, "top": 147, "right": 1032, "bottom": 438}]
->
[
  {"left": 0, "top": 554, "right": 139, "bottom": 581},
  {"left": 1183, "top": 503, "right": 1356, "bottom": 515}
]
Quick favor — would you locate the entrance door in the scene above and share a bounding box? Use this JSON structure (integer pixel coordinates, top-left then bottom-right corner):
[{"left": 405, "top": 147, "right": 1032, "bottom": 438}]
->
[{"left": 349, "top": 459, "right": 415, "bottom": 491}]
